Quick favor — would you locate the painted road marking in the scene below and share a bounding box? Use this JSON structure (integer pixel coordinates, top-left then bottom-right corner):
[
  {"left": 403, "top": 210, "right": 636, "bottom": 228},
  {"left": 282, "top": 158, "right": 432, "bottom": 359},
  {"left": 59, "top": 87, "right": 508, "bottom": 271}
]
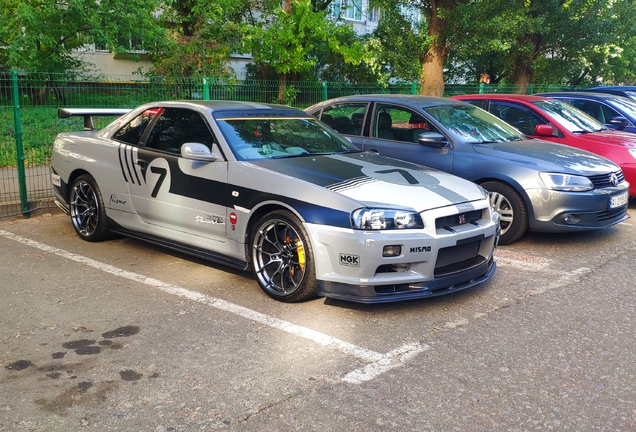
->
[
  {"left": 494, "top": 249, "right": 552, "bottom": 271},
  {"left": 0, "top": 229, "right": 428, "bottom": 384}
]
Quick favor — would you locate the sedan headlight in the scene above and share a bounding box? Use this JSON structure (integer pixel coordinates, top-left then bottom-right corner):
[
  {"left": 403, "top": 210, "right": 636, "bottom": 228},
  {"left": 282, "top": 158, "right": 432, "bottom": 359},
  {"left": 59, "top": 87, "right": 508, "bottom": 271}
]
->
[
  {"left": 351, "top": 208, "right": 424, "bottom": 230},
  {"left": 539, "top": 172, "right": 593, "bottom": 192},
  {"left": 629, "top": 149, "right": 636, "bottom": 160}
]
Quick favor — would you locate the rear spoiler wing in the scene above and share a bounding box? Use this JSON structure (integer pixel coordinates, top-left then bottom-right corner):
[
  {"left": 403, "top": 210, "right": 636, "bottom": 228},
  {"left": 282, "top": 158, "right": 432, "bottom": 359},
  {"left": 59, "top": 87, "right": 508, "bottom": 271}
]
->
[{"left": 57, "top": 108, "right": 132, "bottom": 131}]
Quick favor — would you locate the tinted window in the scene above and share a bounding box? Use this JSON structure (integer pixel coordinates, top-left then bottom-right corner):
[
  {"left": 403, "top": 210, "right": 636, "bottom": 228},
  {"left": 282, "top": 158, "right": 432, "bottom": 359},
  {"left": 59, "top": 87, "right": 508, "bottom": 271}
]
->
[
  {"left": 373, "top": 104, "right": 439, "bottom": 143},
  {"left": 488, "top": 102, "right": 547, "bottom": 135},
  {"left": 145, "top": 108, "right": 215, "bottom": 154},
  {"left": 113, "top": 108, "right": 159, "bottom": 145},
  {"left": 319, "top": 103, "right": 368, "bottom": 136}
]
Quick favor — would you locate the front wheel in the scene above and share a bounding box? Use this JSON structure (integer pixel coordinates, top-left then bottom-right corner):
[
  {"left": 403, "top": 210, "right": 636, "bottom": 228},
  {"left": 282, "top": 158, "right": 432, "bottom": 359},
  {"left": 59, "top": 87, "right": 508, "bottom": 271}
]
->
[
  {"left": 481, "top": 181, "right": 528, "bottom": 245},
  {"left": 69, "top": 174, "right": 111, "bottom": 242},
  {"left": 250, "top": 210, "right": 318, "bottom": 302}
]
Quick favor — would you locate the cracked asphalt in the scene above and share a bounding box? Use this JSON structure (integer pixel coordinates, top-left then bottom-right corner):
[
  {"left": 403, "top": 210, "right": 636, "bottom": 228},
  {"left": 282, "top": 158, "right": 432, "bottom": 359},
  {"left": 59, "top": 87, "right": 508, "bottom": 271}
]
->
[{"left": 1, "top": 204, "right": 635, "bottom": 431}]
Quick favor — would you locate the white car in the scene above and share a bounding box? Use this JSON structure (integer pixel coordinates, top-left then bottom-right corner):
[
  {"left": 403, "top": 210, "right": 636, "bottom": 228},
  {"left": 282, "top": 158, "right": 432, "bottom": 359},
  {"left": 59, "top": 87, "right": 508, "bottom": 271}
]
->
[{"left": 51, "top": 101, "right": 499, "bottom": 303}]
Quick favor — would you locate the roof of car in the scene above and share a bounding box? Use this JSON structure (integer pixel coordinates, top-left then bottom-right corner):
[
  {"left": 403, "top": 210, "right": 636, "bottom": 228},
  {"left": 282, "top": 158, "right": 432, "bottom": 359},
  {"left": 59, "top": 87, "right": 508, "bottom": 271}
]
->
[
  {"left": 315, "top": 94, "right": 461, "bottom": 108},
  {"left": 588, "top": 86, "right": 636, "bottom": 91},
  {"left": 535, "top": 91, "right": 629, "bottom": 100},
  {"left": 139, "top": 100, "right": 304, "bottom": 113},
  {"left": 451, "top": 94, "right": 549, "bottom": 102}
]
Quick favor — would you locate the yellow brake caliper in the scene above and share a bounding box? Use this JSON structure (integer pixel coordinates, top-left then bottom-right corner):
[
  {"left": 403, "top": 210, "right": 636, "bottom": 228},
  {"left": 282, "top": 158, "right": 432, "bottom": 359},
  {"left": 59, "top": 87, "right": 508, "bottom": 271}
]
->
[{"left": 286, "top": 235, "right": 305, "bottom": 276}]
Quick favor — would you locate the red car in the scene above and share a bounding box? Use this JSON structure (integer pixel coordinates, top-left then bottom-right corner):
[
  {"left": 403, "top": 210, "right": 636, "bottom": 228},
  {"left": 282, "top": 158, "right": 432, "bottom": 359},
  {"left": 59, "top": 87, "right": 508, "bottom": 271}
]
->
[{"left": 451, "top": 94, "right": 636, "bottom": 196}]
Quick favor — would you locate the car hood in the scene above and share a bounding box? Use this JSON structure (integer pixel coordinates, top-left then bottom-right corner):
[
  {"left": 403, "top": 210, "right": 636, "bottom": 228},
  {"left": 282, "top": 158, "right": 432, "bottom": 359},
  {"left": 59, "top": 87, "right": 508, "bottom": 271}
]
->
[
  {"left": 573, "top": 130, "right": 636, "bottom": 148},
  {"left": 249, "top": 152, "right": 486, "bottom": 212},
  {"left": 471, "top": 139, "right": 620, "bottom": 174}
]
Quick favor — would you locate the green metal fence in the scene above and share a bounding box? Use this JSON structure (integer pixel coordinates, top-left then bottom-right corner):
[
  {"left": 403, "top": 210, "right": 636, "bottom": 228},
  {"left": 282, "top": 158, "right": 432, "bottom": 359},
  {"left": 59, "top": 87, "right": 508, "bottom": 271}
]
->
[{"left": 0, "top": 70, "right": 592, "bottom": 218}]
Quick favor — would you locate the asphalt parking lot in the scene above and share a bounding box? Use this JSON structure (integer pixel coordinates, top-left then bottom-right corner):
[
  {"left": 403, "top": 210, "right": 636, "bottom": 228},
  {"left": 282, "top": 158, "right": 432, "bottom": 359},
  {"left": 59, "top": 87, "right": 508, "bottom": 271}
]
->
[{"left": 1, "top": 203, "right": 636, "bottom": 431}]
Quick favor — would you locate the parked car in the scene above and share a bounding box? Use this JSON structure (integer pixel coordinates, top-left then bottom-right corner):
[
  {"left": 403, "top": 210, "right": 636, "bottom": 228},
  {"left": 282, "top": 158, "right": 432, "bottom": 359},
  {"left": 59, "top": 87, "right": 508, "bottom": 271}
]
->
[
  {"left": 451, "top": 94, "right": 636, "bottom": 197},
  {"left": 306, "top": 95, "right": 629, "bottom": 245},
  {"left": 536, "top": 91, "right": 636, "bottom": 133},
  {"left": 581, "top": 86, "right": 636, "bottom": 103},
  {"left": 51, "top": 101, "right": 500, "bottom": 304}
]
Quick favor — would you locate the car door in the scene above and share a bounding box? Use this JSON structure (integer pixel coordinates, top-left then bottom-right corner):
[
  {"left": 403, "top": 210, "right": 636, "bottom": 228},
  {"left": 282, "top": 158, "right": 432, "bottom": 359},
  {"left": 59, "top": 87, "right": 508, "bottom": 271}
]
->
[
  {"left": 118, "top": 107, "right": 228, "bottom": 243},
  {"left": 359, "top": 103, "right": 454, "bottom": 173}
]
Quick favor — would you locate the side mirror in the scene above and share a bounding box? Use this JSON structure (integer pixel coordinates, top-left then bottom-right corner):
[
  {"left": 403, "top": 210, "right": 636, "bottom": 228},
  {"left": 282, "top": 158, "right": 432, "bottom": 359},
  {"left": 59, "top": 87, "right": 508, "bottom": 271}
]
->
[
  {"left": 417, "top": 132, "right": 448, "bottom": 148},
  {"left": 181, "top": 143, "right": 218, "bottom": 162},
  {"left": 534, "top": 124, "right": 556, "bottom": 136},
  {"left": 608, "top": 116, "right": 630, "bottom": 130}
]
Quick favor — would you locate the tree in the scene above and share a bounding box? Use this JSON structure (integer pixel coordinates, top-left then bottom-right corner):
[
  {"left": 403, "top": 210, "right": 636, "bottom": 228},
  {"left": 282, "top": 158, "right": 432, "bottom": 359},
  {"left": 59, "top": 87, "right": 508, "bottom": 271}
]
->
[
  {"left": 240, "top": 0, "right": 367, "bottom": 103},
  {"left": 149, "top": 0, "right": 239, "bottom": 79},
  {"left": 0, "top": 0, "right": 164, "bottom": 73},
  {"left": 447, "top": 0, "right": 636, "bottom": 89},
  {"left": 371, "top": 0, "right": 472, "bottom": 96}
]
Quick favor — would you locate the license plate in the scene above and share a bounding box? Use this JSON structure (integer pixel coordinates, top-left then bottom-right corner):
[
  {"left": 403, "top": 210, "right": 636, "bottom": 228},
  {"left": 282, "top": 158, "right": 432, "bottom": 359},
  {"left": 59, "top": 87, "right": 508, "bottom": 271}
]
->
[{"left": 609, "top": 191, "right": 629, "bottom": 209}]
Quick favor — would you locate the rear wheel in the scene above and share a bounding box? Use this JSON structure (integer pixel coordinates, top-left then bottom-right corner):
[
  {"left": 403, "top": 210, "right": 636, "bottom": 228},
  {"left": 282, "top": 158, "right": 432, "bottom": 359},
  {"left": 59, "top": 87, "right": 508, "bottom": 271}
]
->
[
  {"left": 250, "top": 210, "right": 318, "bottom": 302},
  {"left": 481, "top": 181, "right": 528, "bottom": 245},
  {"left": 69, "top": 174, "right": 111, "bottom": 242}
]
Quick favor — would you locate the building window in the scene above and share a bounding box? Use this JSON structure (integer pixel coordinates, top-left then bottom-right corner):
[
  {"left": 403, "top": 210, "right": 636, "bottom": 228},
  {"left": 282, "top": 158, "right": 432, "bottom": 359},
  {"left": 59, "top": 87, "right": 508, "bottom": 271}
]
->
[
  {"left": 331, "top": 0, "right": 362, "bottom": 21},
  {"left": 368, "top": 6, "right": 380, "bottom": 22}
]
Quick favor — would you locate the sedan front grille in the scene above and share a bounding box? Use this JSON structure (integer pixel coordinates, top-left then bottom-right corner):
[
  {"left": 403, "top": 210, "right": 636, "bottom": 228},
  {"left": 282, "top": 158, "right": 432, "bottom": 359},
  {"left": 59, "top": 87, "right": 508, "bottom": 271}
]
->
[
  {"left": 588, "top": 171, "right": 625, "bottom": 189},
  {"left": 597, "top": 206, "right": 627, "bottom": 223}
]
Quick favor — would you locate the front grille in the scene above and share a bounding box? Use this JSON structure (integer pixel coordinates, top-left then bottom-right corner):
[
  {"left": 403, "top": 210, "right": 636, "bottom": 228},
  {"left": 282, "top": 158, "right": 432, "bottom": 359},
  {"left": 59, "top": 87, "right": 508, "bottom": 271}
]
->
[
  {"left": 597, "top": 206, "right": 627, "bottom": 223},
  {"left": 588, "top": 171, "right": 625, "bottom": 189},
  {"left": 435, "top": 209, "right": 482, "bottom": 230},
  {"left": 434, "top": 237, "right": 482, "bottom": 277}
]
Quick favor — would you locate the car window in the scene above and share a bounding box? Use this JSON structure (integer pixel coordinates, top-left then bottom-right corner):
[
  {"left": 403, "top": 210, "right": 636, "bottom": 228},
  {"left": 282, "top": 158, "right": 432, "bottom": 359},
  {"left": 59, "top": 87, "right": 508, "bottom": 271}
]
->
[
  {"left": 145, "top": 108, "right": 216, "bottom": 154},
  {"left": 569, "top": 100, "right": 618, "bottom": 124},
  {"left": 112, "top": 108, "right": 159, "bottom": 145},
  {"left": 215, "top": 117, "right": 357, "bottom": 160},
  {"left": 533, "top": 99, "right": 606, "bottom": 133},
  {"left": 488, "top": 102, "right": 547, "bottom": 135},
  {"left": 373, "top": 104, "right": 439, "bottom": 143},
  {"left": 318, "top": 103, "right": 368, "bottom": 136},
  {"left": 424, "top": 103, "right": 525, "bottom": 143},
  {"left": 607, "top": 97, "right": 636, "bottom": 122}
]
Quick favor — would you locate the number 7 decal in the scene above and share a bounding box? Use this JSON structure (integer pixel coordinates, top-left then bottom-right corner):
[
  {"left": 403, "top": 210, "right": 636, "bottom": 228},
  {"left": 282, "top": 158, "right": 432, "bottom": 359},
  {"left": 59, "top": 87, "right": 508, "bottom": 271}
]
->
[{"left": 150, "top": 166, "right": 167, "bottom": 198}]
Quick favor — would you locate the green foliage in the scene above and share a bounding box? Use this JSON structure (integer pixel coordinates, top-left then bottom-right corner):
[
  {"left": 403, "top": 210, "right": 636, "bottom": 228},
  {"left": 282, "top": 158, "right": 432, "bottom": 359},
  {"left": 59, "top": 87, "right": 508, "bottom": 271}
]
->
[
  {"left": 446, "top": 0, "right": 636, "bottom": 85},
  {"left": 0, "top": 0, "right": 164, "bottom": 73}
]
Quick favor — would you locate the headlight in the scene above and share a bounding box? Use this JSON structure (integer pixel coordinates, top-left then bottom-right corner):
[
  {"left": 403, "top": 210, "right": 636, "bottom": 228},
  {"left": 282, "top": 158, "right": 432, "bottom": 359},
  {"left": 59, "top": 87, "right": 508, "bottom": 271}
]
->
[
  {"left": 351, "top": 208, "right": 424, "bottom": 230},
  {"left": 539, "top": 172, "right": 593, "bottom": 192},
  {"left": 629, "top": 149, "right": 636, "bottom": 160}
]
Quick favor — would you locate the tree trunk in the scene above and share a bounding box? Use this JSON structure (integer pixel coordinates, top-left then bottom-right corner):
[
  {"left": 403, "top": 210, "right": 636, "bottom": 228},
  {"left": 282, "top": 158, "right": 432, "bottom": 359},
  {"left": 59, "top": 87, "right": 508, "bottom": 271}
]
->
[
  {"left": 278, "top": 72, "right": 287, "bottom": 104},
  {"left": 511, "top": 57, "right": 533, "bottom": 94},
  {"left": 419, "top": 2, "right": 447, "bottom": 97}
]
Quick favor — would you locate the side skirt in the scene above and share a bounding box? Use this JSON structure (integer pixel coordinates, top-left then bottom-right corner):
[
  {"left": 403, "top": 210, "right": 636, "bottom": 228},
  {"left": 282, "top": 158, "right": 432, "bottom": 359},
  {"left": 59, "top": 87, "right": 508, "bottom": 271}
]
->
[{"left": 109, "top": 222, "right": 250, "bottom": 272}]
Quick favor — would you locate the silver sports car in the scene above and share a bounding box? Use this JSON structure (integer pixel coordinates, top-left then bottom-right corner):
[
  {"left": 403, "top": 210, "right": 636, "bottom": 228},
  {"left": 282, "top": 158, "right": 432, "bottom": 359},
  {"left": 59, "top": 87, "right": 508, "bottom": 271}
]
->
[{"left": 51, "top": 101, "right": 499, "bottom": 303}]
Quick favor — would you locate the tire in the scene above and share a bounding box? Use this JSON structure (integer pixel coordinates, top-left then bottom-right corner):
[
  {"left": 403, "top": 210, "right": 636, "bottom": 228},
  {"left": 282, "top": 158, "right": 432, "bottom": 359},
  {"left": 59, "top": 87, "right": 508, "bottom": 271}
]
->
[
  {"left": 480, "top": 181, "right": 528, "bottom": 245},
  {"left": 69, "top": 174, "right": 111, "bottom": 242},
  {"left": 250, "top": 210, "right": 318, "bottom": 302}
]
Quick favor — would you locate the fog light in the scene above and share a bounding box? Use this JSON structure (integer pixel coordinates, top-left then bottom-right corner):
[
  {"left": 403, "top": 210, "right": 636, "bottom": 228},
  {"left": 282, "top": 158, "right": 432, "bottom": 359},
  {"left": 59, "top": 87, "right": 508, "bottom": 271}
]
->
[
  {"left": 564, "top": 214, "right": 580, "bottom": 225},
  {"left": 383, "top": 245, "right": 402, "bottom": 257}
]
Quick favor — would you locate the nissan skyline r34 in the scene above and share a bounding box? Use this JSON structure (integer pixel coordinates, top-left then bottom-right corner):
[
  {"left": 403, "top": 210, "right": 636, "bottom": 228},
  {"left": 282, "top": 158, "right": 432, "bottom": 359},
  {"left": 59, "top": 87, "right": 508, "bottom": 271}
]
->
[{"left": 51, "top": 101, "right": 499, "bottom": 304}]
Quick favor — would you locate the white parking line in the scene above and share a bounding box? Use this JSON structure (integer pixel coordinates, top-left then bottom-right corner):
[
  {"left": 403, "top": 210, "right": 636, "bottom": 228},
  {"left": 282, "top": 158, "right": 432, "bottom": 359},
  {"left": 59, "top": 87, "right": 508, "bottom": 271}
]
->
[
  {"left": 494, "top": 249, "right": 552, "bottom": 271},
  {"left": 0, "top": 229, "right": 425, "bottom": 384}
]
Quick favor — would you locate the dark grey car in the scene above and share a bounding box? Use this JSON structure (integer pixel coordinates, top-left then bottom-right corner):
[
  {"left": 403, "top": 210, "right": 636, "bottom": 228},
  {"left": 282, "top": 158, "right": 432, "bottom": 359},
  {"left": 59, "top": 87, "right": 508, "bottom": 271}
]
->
[{"left": 306, "top": 95, "right": 630, "bottom": 244}]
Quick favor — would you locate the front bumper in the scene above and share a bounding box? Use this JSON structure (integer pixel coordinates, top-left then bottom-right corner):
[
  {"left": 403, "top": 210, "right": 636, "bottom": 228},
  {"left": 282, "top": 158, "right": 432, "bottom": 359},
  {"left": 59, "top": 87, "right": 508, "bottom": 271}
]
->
[
  {"left": 318, "top": 257, "right": 496, "bottom": 303},
  {"left": 527, "top": 183, "right": 630, "bottom": 232},
  {"left": 305, "top": 202, "right": 499, "bottom": 303}
]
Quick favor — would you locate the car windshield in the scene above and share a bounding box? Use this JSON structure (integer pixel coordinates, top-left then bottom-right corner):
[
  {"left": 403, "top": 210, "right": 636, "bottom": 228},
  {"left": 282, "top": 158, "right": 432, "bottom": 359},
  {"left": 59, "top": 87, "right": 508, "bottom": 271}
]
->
[
  {"left": 216, "top": 117, "right": 358, "bottom": 160},
  {"left": 533, "top": 100, "right": 606, "bottom": 133},
  {"left": 609, "top": 96, "right": 636, "bottom": 117},
  {"left": 423, "top": 104, "right": 524, "bottom": 143}
]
